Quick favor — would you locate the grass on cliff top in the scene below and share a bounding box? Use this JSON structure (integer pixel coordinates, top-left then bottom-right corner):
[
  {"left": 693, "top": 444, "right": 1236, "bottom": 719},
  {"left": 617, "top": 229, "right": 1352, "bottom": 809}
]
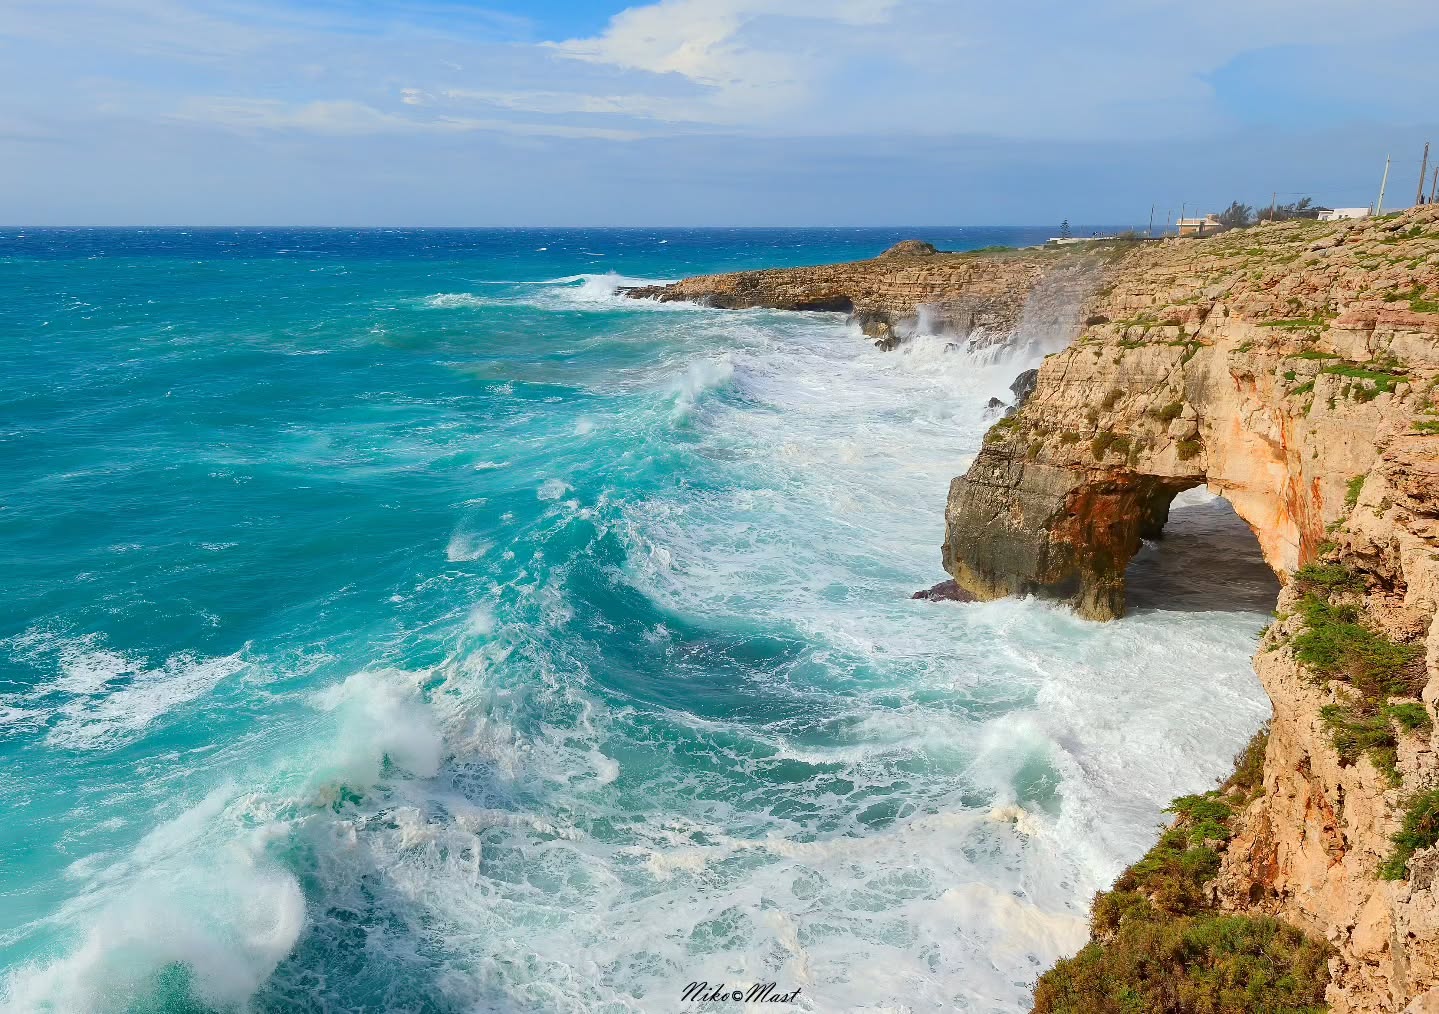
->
[{"left": 1034, "top": 726, "right": 1334, "bottom": 1014}]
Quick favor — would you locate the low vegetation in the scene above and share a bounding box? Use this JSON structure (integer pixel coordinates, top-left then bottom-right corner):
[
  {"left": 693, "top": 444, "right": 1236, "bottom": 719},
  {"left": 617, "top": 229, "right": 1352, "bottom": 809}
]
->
[
  {"left": 1381, "top": 789, "right": 1439, "bottom": 881},
  {"left": 1321, "top": 363, "right": 1406, "bottom": 401},
  {"left": 1152, "top": 400, "right": 1184, "bottom": 423},
  {"left": 1281, "top": 564, "right": 1428, "bottom": 842},
  {"left": 1033, "top": 727, "right": 1334, "bottom": 1013},
  {"left": 1032, "top": 915, "right": 1333, "bottom": 1014},
  {"left": 1291, "top": 593, "right": 1422, "bottom": 698},
  {"left": 1092, "top": 432, "right": 1131, "bottom": 459}
]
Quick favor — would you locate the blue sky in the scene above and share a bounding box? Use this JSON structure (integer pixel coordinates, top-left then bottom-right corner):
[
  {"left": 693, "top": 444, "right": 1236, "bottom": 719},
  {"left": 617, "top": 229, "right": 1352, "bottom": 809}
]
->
[{"left": 3, "top": 0, "right": 1438, "bottom": 225}]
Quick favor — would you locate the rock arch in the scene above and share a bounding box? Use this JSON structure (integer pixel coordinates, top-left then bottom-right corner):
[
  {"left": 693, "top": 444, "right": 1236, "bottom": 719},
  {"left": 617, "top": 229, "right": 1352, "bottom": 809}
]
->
[{"left": 940, "top": 445, "right": 1299, "bottom": 620}]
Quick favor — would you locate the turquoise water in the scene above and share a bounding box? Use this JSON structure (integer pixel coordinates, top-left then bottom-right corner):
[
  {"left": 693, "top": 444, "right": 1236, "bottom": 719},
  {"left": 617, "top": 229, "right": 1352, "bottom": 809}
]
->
[{"left": 1, "top": 228, "right": 1271, "bottom": 1013}]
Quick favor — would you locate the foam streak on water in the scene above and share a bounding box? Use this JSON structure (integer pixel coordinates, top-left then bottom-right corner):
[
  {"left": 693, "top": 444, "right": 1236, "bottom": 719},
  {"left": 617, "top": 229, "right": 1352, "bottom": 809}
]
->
[{"left": 0, "top": 228, "right": 1270, "bottom": 1013}]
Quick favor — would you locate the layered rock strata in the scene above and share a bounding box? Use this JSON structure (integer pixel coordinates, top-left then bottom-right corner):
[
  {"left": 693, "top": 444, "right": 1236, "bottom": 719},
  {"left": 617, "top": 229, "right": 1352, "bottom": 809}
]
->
[{"left": 939, "top": 208, "right": 1439, "bottom": 1011}]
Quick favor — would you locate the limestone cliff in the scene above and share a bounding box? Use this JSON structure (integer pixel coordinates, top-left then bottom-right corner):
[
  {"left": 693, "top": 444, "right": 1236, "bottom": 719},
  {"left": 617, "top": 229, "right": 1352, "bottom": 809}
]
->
[
  {"left": 939, "top": 208, "right": 1439, "bottom": 1012},
  {"left": 646, "top": 212, "right": 1439, "bottom": 1010},
  {"left": 626, "top": 240, "right": 1103, "bottom": 352}
]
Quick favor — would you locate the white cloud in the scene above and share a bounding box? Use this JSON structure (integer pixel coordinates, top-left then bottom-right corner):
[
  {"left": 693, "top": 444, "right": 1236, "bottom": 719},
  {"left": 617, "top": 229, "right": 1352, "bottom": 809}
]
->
[
  {"left": 173, "top": 97, "right": 645, "bottom": 140},
  {"left": 551, "top": 0, "right": 896, "bottom": 84},
  {"left": 546, "top": 0, "right": 900, "bottom": 122}
]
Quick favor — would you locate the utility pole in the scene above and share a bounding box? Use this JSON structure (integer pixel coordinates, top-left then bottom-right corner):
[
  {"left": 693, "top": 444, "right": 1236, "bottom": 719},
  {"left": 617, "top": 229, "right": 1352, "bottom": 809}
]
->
[
  {"left": 1431, "top": 165, "right": 1438, "bottom": 203},
  {"left": 1147, "top": 204, "right": 1155, "bottom": 238},
  {"left": 1418, "top": 142, "right": 1430, "bottom": 205},
  {"left": 1269, "top": 191, "right": 1277, "bottom": 222},
  {"left": 1377, "top": 154, "right": 1391, "bottom": 215},
  {"left": 1165, "top": 209, "right": 1172, "bottom": 235}
]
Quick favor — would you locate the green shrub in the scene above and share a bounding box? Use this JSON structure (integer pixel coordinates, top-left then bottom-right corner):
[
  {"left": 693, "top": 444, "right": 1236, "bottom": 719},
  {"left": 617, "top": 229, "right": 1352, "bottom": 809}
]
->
[
  {"left": 1060, "top": 431, "right": 1080, "bottom": 445},
  {"left": 1176, "top": 438, "right": 1202, "bottom": 461},
  {"left": 1228, "top": 726, "right": 1269, "bottom": 798},
  {"left": 1385, "top": 702, "right": 1433, "bottom": 733},
  {"left": 1101, "top": 389, "right": 1125, "bottom": 411},
  {"left": 1292, "top": 595, "right": 1423, "bottom": 697},
  {"left": 1379, "top": 789, "right": 1439, "bottom": 881},
  {"left": 1319, "top": 703, "right": 1399, "bottom": 785},
  {"left": 1033, "top": 914, "right": 1333, "bottom": 1014},
  {"left": 1345, "top": 475, "right": 1365, "bottom": 509},
  {"left": 983, "top": 415, "right": 1019, "bottom": 444},
  {"left": 1031, "top": 723, "right": 1333, "bottom": 1014},
  {"left": 1321, "top": 363, "right": 1406, "bottom": 397},
  {"left": 1291, "top": 563, "right": 1363, "bottom": 595},
  {"left": 1152, "top": 400, "right": 1184, "bottom": 423},
  {"left": 1092, "top": 432, "right": 1130, "bottom": 459},
  {"left": 1169, "top": 793, "right": 1235, "bottom": 845}
]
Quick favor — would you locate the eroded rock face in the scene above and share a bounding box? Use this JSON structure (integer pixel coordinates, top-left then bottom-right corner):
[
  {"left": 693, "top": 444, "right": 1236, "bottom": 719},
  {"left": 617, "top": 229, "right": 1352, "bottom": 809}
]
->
[
  {"left": 944, "top": 208, "right": 1439, "bottom": 621},
  {"left": 624, "top": 242, "right": 1104, "bottom": 350},
  {"left": 941, "top": 207, "right": 1439, "bottom": 1011}
]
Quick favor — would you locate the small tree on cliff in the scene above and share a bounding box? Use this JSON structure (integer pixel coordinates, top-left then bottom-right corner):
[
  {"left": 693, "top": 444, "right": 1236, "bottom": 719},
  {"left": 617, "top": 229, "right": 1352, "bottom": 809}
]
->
[
  {"left": 1218, "top": 201, "right": 1253, "bottom": 229},
  {"left": 1059, "top": 219, "right": 1072, "bottom": 239},
  {"left": 1257, "top": 197, "right": 1315, "bottom": 222}
]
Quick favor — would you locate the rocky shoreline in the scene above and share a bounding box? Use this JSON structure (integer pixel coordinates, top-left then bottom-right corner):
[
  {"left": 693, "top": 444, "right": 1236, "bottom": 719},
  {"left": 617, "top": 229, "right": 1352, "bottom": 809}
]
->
[
  {"left": 630, "top": 210, "right": 1439, "bottom": 1012},
  {"left": 624, "top": 238, "right": 1108, "bottom": 352}
]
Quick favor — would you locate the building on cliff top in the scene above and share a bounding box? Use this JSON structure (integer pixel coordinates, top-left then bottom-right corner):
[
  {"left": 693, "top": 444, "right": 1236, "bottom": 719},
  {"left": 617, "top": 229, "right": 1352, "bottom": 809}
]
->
[
  {"left": 1316, "top": 206, "right": 1372, "bottom": 221},
  {"left": 1176, "top": 214, "right": 1225, "bottom": 237}
]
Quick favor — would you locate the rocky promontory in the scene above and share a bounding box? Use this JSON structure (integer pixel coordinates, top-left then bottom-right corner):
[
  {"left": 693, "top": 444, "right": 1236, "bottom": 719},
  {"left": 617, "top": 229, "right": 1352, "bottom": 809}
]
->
[{"left": 626, "top": 239, "right": 1107, "bottom": 351}]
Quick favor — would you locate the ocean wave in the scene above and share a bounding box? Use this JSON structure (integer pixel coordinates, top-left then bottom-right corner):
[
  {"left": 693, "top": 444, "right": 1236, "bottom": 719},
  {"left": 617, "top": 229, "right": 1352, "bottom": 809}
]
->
[
  {"left": 2, "top": 631, "right": 247, "bottom": 751},
  {"left": 423, "top": 292, "right": 490, "bottom": 309},
  {"left": 1, "top": 789, "right": 306, "bottom": 1014}
]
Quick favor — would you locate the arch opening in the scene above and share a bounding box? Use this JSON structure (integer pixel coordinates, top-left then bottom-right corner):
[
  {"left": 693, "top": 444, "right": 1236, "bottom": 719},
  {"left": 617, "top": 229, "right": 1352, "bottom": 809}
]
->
[{"left": 1123, "top": 487, "right": 1281, "bottom": 615}]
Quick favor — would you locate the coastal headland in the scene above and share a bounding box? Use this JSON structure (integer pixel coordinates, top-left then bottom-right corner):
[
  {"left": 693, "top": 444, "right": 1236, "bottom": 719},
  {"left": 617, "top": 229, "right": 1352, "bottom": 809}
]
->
[{"left": 628, "top": 209, "right": 1439, "bottom": 1013}]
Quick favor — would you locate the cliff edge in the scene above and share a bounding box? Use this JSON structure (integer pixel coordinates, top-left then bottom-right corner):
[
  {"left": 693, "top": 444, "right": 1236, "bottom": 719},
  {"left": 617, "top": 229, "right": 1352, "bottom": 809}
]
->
[{"left": 941, "top": 208, "right": 1439, "bottom": 1012}]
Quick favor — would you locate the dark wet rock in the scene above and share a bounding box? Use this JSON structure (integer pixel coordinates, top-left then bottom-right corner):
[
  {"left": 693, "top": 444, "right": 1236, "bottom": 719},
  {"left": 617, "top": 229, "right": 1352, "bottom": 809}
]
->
[
  {"left": 1009, "top": 368, "right": 1039, "bottom": 407},
  {"left": 911, "top": 580, "right": 975, "bottom": 602}
]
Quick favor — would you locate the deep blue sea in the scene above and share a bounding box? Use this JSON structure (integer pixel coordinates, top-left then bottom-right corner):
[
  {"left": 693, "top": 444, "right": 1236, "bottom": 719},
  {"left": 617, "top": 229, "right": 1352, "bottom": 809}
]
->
[{"left": 0, "top": 227, "right": 1273, "bottom": 1013}]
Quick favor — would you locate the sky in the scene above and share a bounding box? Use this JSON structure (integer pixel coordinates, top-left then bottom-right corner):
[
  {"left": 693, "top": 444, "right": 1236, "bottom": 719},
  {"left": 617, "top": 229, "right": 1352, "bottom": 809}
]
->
[{"left": 3, "top": 0, "right": 1439, "bottom": 225}]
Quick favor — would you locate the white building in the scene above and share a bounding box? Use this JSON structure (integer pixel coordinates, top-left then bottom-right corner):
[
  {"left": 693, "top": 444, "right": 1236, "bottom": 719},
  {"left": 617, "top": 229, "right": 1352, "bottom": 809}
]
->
[
  {"left": 1317, "top": 207, "right": 1371, "bottom": 222},
  {"left": 1177, "top": 214, "right": 1224, "bottom": 237}
]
